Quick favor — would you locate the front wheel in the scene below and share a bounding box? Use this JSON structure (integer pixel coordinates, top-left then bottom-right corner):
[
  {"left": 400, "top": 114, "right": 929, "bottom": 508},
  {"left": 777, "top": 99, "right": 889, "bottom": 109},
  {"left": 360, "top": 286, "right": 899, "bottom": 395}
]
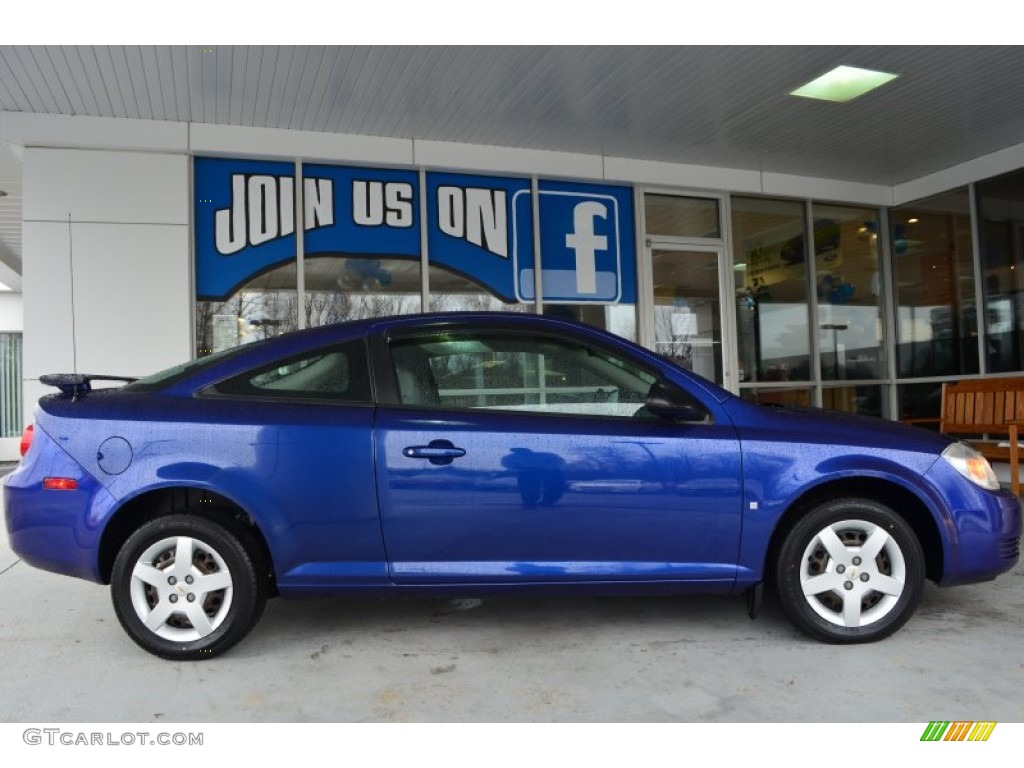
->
[
  {"left": 111, "top": 514, "right": 267, "bottom": 660},
  {"left": 775, "top": 499, "right": 925, "bottom": 643}
]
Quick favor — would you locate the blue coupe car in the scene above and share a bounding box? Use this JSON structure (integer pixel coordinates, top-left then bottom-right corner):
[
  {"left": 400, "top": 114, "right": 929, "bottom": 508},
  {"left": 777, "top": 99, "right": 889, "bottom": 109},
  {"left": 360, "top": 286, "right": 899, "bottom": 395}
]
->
[{"left": 4, "top": 312, "right": 1021, "bottom": 659}]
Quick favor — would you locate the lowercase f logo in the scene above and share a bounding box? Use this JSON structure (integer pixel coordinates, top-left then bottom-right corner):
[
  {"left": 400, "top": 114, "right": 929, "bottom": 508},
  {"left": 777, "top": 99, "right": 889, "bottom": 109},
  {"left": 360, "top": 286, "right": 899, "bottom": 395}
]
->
[
  {"left": 921, "top": 721, "right": 996, "bottom": 741},
  {"left": 565, "top": 201, "right": 608, "bottom": 295}
]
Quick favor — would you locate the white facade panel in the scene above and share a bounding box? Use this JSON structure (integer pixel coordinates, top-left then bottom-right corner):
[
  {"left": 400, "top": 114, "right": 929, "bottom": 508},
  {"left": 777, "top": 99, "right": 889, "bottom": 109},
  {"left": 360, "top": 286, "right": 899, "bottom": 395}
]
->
[
  {"left": 66, "top": 222, "right": 190, "bottom": 377},
  {"left": 604, "top": 157, "right": 762, "bottom": 194},
  {"left": 21, "top": 221, "right": 74, "bottom": 380},
  {"left": 21, "top": 220, "right": 189, "bottom": 409},
  {"left": 189, "top": 123, "right": 414, "bottom": 166},
  {"left": 20, "top": 146, "right": 192, "bottom": 426},
  {"left": 760, "top": 173, "right": 894, "bottom": 207},
  {"left": 414, "top": 140, "right": 604, "bottom": 179},
  {"left": 0, "top": 112, "right": 188, "bottom": 153},
  {"left": 23, "top": 148, "right": 188, "bottom": 225},
  {"left": 893, "top": 140, "right": 1024, "bottom": 204}
]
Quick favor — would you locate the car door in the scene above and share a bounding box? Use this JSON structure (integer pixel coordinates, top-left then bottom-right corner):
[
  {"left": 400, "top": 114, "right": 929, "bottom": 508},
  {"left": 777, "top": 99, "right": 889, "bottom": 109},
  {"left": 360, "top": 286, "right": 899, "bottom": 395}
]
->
[{"left": 371, "top": 322, "right": 743, "bottom": 587}]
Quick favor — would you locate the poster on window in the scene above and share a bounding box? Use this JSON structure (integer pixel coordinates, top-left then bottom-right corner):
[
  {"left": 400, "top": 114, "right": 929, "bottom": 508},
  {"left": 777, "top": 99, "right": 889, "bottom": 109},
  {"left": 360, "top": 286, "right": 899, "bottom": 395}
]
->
[{"left": 195, "top": 158, "right": 635, "bottom": 305}]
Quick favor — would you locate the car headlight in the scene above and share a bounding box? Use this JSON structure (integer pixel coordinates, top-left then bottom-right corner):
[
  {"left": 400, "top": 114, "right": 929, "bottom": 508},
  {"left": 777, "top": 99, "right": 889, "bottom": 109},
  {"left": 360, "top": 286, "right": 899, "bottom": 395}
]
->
[{"left": 942, "top": 442, "right": 1000, "bottom": 491}]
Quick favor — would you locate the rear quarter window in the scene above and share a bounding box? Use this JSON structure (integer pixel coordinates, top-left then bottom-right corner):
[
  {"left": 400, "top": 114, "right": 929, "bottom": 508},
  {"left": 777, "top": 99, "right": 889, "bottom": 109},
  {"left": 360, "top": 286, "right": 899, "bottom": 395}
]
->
[{"left": 212, "top": 339, "right": 372, "bottom": 403}]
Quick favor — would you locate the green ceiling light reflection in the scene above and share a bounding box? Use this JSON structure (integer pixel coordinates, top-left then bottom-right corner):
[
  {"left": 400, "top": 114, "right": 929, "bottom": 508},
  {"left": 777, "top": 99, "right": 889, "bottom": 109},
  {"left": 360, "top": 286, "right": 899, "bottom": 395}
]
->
[{"left": 790, "top": 65, "right": 899, "bottom": 103}]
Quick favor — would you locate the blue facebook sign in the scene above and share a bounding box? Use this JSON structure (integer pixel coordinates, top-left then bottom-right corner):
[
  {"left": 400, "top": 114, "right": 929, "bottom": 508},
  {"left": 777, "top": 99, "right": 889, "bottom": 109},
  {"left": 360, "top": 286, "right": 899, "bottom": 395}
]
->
[
  {"left": 195, "top": 157, "right": 635, "bottom": 305},
  {"left": 195, "top": 157, "right": 301, "bottom": 301},
  {"left": 195, "top": 158, "right": 421, "bottom": 301},
  {"left": 515, "top": 180, "right": 636, "bottom": 303},
  {"left": 427, "top": 172, "right": 533, "bottom": 303}
]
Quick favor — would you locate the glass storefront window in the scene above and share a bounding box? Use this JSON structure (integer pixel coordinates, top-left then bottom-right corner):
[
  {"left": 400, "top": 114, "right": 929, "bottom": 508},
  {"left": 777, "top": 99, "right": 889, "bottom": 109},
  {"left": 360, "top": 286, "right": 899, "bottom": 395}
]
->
[
  {"left": 542, "top": 304, "right": 637, "bottom": 342},
  {"left": 732, "top": 197, "right": 811, "bottom": 383},
  {"left": 427, "top": 264, "right": 527, "bottom": 313},
  {"left": 196, "top": 263, "right": 299, "bottom": 356},
  {"left": 891, "top": 188, "right": 979, "bottom": 378},
  {"left": 977, "top": 169, "right": 1024, "bottom": 373},
  {"left": 645, "top": 194, "right": 720, "bottom": 239},
  {"left": 740, "top": 387, "right": 813, "bottom": 408},
  {"left": 304, "top": 256, "right": 421, "bottom": 327},
  {"left": 814, "top": 205, "right": 885, "bottom": 381},
  {"left": 196, "top": 158, "right": 644, "bottom": 360},
  {"left": 898, "top": 382, "right": 944, "bottom": 424},
  {"left": 821, "top": 385, "right": 886, "bottom": 419}
]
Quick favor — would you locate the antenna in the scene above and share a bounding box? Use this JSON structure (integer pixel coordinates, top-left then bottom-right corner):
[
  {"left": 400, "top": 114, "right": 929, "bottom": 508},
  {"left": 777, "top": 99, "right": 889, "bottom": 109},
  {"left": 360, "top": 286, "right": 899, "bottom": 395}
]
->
[{"left": 67, "top": 214, "right": 78, "bottom": 379}]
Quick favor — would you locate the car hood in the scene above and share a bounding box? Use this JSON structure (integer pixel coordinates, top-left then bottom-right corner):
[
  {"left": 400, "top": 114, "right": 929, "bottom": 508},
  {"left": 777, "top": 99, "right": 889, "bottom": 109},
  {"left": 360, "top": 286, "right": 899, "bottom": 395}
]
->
[{"left": 722, "top": 397, "right": 953, "bottom": 457}]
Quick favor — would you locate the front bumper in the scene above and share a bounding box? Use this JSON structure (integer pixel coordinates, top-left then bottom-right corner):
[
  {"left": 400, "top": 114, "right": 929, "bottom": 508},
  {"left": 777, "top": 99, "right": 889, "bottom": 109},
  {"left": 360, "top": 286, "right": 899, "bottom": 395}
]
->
[{"left": 926, "top": 458, "right": 1022, "bottom": 586}]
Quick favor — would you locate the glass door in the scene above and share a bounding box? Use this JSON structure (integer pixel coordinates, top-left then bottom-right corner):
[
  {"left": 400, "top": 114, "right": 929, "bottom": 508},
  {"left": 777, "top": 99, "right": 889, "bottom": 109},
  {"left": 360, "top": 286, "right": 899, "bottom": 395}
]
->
[{"left": 648, "top": 245, "right": 735, "bottom": 389}]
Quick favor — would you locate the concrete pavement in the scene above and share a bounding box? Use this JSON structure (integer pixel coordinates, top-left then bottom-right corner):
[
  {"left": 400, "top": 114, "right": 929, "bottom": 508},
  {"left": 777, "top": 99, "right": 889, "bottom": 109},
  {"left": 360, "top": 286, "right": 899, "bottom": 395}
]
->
[{"left": 1, "top": 472, "right": 1022, "bottom": 722}]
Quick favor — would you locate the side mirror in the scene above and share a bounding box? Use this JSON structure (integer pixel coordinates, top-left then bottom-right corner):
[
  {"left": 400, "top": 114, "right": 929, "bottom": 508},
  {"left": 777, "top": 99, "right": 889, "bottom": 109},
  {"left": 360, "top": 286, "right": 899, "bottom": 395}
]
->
[{"left": 645, "top": 381, "right": 709, "bottom": 423}]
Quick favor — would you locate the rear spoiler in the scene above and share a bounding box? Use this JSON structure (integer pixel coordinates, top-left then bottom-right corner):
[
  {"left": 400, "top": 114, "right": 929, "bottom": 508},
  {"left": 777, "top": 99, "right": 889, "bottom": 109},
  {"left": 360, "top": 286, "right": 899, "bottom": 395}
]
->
[{"left": 39, "top": 373, "right": 139, "bottom": 398}]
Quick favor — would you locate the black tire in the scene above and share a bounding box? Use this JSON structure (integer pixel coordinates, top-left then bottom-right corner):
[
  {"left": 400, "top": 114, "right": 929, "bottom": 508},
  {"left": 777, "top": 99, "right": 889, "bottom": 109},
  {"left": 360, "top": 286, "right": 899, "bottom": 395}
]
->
[
  {"left": 775, "top": 498, "right": 925, "bottom": 644},
  {"left": 110, "top": 513, "right": 268, "bottom": 660}
]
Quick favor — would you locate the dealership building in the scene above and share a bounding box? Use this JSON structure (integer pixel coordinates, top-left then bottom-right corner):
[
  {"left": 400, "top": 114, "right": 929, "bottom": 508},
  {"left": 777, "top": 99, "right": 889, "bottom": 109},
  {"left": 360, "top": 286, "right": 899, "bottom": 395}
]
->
[{"left": 2, "top": 46, "right": 1024, "bottom": 461}]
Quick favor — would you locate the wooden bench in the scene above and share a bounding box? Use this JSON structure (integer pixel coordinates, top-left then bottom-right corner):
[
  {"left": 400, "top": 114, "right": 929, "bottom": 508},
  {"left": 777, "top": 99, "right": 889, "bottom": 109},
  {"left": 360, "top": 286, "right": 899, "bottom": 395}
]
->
[{"left": 905, "top": 377, "right": 1024, "bottom": 495}]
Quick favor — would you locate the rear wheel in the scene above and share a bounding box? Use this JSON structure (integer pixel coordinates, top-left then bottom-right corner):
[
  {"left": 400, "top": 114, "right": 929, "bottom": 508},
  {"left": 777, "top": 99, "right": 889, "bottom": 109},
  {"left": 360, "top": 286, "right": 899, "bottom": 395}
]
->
[
  {"left": 111, "top": 514, "right": 267, "bottom": 660},
  {"left": 775, "top": 499, "right": 924, "bottom": 643}
]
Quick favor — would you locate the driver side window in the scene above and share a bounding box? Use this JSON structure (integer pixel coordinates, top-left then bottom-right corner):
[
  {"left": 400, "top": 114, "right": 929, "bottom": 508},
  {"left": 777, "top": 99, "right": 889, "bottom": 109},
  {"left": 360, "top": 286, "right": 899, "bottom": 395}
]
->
[{"left": 391, "top": 333, "right": 658, "bottom": 419}]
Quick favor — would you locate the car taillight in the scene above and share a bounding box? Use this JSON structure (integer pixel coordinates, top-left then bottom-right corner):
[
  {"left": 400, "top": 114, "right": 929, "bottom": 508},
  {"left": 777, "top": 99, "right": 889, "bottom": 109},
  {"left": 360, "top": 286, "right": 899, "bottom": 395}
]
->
[
  {"left": 43, "top": 477, "right": 79, "bottom": 491},
  {"left": 19, "top": 424, "right": 34, "bottom": 457}
]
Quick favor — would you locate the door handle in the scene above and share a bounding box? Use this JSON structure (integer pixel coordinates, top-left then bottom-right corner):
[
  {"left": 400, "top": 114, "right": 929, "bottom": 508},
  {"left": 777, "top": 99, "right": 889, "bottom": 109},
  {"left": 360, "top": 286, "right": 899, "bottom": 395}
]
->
[{"left": 402, "top": 439, "right": 466, "bottom": 465}]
